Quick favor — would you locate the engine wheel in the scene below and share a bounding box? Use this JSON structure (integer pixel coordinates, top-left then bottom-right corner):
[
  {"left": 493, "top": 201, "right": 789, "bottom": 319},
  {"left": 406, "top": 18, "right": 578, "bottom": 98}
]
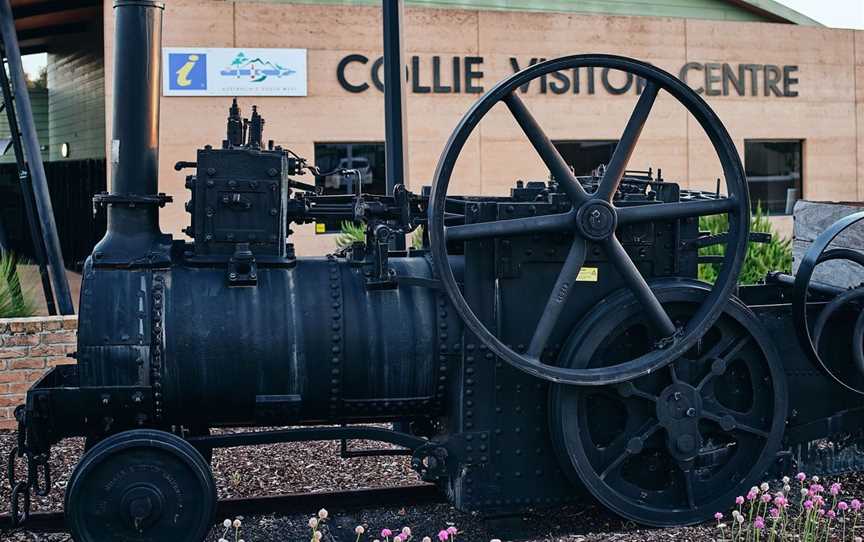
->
[
  {"left": 793, "top": 210, "right": 864, "bottom": 394},
  {"left": 549, "top": 282, "right": 787, "bottom": 526},
  {"left": 66, "top": 429, "right": 216, "bottom": 542}
]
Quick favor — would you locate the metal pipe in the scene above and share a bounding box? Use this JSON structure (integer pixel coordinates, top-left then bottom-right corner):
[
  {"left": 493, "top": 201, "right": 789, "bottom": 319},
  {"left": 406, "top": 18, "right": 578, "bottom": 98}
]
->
[
  {"left": 382, "top": 0, "right": 408, "bottom": 249},
  {"left": 767, "top": 272, "right": 845, "bottom": 297},
  {"left": 94, "top": 0, "right": 165, "bottom": 261},
  {"left": 0, "top": 36, "right": 57, "bottom": 315},
  {"left": 0, "top": 0, "right": 73, "bottom": 314}
]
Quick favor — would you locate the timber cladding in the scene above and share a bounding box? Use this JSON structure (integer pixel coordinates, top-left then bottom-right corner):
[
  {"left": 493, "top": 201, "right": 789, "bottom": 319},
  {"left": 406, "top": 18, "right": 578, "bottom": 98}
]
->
[{"left": 0, "top": 316, "right": 77, "bottom": 429}]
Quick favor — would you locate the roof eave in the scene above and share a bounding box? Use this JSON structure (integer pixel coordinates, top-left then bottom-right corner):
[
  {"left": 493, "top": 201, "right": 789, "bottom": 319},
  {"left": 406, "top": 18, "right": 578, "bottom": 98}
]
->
[{"left": 726, "top": 0, "right": 823, "bottom": 26}]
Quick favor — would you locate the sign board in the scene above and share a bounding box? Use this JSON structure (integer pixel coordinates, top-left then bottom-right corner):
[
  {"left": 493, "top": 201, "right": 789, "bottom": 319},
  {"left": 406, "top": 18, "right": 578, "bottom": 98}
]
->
[
  {"left": 336, "top": 54, "right": 799, "bottom": 98},
  {"left": 163, "top": 48, "right": 307, "bottom": 96}
]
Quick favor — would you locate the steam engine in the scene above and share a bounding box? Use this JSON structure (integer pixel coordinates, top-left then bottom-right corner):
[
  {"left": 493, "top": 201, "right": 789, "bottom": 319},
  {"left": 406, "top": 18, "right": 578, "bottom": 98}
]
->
[{"left": 10, "top": 1, "right": 864, "bottom": 541}]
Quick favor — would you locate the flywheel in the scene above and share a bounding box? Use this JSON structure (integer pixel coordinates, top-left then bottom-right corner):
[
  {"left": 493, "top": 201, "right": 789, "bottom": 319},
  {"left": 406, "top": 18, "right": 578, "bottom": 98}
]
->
[
  {"left": 65, "top": 429, "right": 216, "bottom": 542},
  {"left": 549, "top": 281, "right": 787, "bottom": 526},
  {"left": 429, "top": 54, "right": 750, "bottom": 385}
]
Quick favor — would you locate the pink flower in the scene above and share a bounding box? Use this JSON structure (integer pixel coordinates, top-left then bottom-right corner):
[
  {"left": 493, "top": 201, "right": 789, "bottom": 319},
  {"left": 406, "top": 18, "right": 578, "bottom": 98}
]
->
[
  {"left": 735, "top": 496, "right": 745, "bottom": 505},
  {"left": 769, "top": 508, "right": 780, "bottom": 518},
  {"left": 840, "top": 501, "right": 850, "bottom": 511},
  {"left": 831, "top": 483, "right": 842, "bottom": 496},
  {"left": 818, "top": 509, "right": 826, "bottom": 516},
  {"left": 747, "top": 490, "right": 758, "bottom": 501},
  {"left": 774, "top": 496, "right": 786, "bottom": 507},
  {"left": 437, "top": 530, "right": 449, "bottom": 542},
  {"left": 446, "top": 527, "right": 457, "bottom": 536},
  {"left": 761, "top": 494, "right": 771, "bottom": 503},
  {"left": 714, "top": 512, "right": 723, "bottom": 521},
  {"left": 382, "top": 529, "right": 393, "bottom": 538},
  {"left": 754, "top": 516, "right": 765, "bottom": 530},
  {"left": 796, "top": 472, "right": 807, "bottom": 482},
  {"left": 804, "top": 500, "right": 813, "bottom": 510},
  {"left": 853, "top": 499, "right": 862, "bottom": 511},
  {"left": 828, "top": 510, "right": 836, "bottom": 519}
]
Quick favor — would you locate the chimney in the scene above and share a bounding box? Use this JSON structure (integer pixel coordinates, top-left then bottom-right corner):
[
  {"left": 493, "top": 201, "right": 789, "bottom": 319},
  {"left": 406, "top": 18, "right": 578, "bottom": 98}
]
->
[{"left": 94, "top": 0, "right": 168, "bottom": 262}]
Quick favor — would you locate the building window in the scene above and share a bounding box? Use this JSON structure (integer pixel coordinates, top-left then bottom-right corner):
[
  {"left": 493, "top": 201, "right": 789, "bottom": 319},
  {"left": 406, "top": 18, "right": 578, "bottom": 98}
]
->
[
  {"left": 744, "top": 140, "right": 802, "bottom": 215},
  {"left": 552, "top": 140, "right": 618, "bottom": 177},
  {"left": 314, "top": 142, "right": 386, "bottom": 195}
]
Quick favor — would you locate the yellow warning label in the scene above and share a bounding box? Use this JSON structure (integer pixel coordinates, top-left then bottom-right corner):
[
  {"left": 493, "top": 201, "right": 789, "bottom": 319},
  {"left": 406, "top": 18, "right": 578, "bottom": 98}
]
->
[
  {"left": 315, "top": 223, "right": 326, "bottom": 234},
  {"left": 576, "top": 267, "right": 599, "bottom": 282}
]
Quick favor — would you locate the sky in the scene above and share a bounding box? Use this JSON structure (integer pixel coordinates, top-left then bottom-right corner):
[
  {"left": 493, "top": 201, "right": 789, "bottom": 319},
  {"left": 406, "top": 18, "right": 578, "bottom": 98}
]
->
[
  {"left": 777, "top": 0, "right": 864, "bottom": 29},
  {"left": 21, "top": 54, "right": 46, "bottom": 80}
]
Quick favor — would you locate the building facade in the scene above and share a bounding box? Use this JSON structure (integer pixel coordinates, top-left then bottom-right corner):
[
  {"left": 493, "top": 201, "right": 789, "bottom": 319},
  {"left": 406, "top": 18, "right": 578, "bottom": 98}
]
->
[{"left": 89, "top": 1, "right": 864, "bottom": 252}]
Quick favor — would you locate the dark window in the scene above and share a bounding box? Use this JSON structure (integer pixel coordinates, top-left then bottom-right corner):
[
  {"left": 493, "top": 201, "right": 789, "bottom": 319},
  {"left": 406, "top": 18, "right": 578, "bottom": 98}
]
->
[
  {"left": 552, "top": 140, "right": 618, "bottom": 177},
  {"left": 744, "top": 140, "right": 802, "bottom": 215},
  {"left": 314, "top": 142, "right": 386, "bottom": 195}
]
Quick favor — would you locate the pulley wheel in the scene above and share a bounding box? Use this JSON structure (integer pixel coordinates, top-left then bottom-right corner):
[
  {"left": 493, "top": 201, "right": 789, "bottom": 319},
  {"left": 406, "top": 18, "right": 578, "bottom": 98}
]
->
[
  {"left": 793, "top": 210, "right": 864, "bottom": 394},
  {"left": 66, "top": 429, "right": 216, "bottom": 542},
  {"left": 429, "top": 54, "right": 750, "bottom": 385},
  {"left": 549, "top": 282, "right": 786, "bottom": 526}
]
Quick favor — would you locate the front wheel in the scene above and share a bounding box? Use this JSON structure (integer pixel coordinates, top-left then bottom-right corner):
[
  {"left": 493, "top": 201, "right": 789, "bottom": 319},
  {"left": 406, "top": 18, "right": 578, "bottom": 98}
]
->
[{"left": 66, "top": 429, "right": 216, "bottom": 542}]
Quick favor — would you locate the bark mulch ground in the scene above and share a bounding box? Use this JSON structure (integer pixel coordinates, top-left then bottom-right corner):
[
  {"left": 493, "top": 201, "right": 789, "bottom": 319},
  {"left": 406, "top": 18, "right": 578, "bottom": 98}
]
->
[{"left": 2, "top": 428, "right": 862, "bottom": 541}]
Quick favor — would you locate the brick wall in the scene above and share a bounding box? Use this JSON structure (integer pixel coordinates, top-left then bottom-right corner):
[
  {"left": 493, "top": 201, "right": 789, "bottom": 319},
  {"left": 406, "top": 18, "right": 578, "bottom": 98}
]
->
[{"left": 0, "top": 316, "right": 77, "bottom": 429}]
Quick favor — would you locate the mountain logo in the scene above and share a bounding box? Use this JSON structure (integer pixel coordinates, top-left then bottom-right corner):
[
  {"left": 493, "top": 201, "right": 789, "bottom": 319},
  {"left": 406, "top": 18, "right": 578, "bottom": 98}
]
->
[{"left": 220, "top": 52, "right": 296, "bottom": 83}]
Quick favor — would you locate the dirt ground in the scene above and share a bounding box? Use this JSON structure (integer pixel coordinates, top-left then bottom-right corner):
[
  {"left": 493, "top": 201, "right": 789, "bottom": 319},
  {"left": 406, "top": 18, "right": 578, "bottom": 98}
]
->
[
  {"left": 0, "top": 429, "right": 755, "bottom": 542},
  {"left": 5, "top": 430, "right": 864, "bottom": 541},
  {"left": 12, "top": 265, "right": 81, "bottom": 316}
]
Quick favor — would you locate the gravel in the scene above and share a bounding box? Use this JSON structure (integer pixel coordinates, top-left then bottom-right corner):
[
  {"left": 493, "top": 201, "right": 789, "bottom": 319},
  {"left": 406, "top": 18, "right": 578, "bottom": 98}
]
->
[{"left": 2, "top": 428, "right": 864, "bottom": 541}]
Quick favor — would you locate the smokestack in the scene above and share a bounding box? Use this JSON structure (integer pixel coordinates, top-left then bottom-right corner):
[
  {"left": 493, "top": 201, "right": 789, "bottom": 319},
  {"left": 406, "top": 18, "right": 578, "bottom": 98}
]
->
[{"left": 94, "top": 0, "right": 166, "bottom": 261}]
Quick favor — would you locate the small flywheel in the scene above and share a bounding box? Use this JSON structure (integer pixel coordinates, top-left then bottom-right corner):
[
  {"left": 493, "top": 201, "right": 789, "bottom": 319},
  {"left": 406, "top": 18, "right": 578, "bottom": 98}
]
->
[
  {"left": 65, "top": 429, "right": 216, "bottom": 542},
  {"left": 549, "top": 281, "right": 787, "bottom": 526}
]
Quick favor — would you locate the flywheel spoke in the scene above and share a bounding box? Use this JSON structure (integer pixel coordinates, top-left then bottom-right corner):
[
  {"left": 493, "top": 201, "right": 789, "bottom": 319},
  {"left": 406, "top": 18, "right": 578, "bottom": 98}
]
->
[
  {"left": 603, "top": 237, "right": 677, "bottom": 338},
  {"left": 701, "top": 406, "right": 771, "bottom": 439},
  {"left": 527, "top": 237, "right": 588, "bottom": 358},
  {"left": 680, "top": 465, "right": 698, "bottom": 510},
  {"left": 445, "top": 210, "right": 575, "bottom": 242},
  {"left": 616, "top": 381, "right": 659, "bottom": 403},
  {"left": 502, "top": 92, "right": 588, "bottom": 204},
  {"left": 617, "top": 197, "right": 737, "bottom": 225},
  {"left": 695, "top": 334, "right": 752, "bottom": 391},
  {"left": 595, "top": 82, "right": 659, "bottom": 202},
  {"left": 599, "top": 420, "right": 661, "bottom": 480}
]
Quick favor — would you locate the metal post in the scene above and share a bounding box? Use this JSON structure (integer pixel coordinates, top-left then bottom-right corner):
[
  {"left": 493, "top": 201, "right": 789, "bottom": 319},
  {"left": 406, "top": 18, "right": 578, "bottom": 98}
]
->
[
  {"left": 0, "top": 0, "right": 73, "bottom": 314},
  {"left": 0, "top": 44, "right": 57, "bottom": 315},
  {"left": 382, "top": 0, "right": 408, "bottom": 249}
]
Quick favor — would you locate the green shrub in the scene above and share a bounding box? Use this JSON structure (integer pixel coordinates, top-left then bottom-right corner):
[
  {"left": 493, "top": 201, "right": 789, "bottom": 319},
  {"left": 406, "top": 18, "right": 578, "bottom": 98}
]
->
[
  {"left": 0, "top": 252, "right": 34, "bottom": 318},
  {"left": 698, "top": 205, "right": 792, "bottom": 285},
  {"left": 335, "top": 221, "right": 366, "bottom": 249},
  {"left": 410, "top": 225, "right": 424, "bottom": 250},
  {"left": 336, "top": 222, "right": 424, "bottom": 250}
]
